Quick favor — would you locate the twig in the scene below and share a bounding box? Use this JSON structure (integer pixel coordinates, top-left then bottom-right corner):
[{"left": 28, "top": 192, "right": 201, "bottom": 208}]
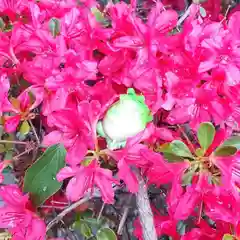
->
[
  {"left": 0, "top": 140, "right": 27, "bottom": 145},
  {"left": 28, "top": 120, "right": 40, "bottom": 146},
  {"left": 46, "top": 196, "right": 90, "bottom": 232},
  {"left": 13, "top": 146, "right": 35, "bottom": 160},
  {"left": 135, "top": 170, "right": 158, "bottom": 240},
  {"left": 97, "top": 203, "right": 105, "bottom": 222},
  {"left": 117, "top": 195, "right": 132, "bottom": 235}
]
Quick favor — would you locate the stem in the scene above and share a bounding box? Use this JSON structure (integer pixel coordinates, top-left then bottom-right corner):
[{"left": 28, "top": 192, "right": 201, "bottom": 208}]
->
[
  {"left": 135, "top": 170, "right": 157, "bottom": 240},
  {"left": 97, "top": 203, "right": 105, "bottom": 222},
  {"left": 46, "top": 196, "right": 90, "bottom": 232},
  {"left": 117, "top": 195, "right": 132, "bottom": 235},
  {"left": 13, "top": 146, "right": 35, "bottom": 160},
  {"left": 0, "top": 140, "right": 27, "bottom": 145},
  {"left": 28, "top": 120, "right": 40, "bottom": 146}
]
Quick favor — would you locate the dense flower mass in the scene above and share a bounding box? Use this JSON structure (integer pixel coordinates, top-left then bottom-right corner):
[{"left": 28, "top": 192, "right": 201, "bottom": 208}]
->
[{"left": 0, "top": 0, "right": 240, "bottom": 239}]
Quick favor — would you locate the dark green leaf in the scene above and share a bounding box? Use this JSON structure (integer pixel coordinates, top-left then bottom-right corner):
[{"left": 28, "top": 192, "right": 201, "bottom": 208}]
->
[
  {"left": 74, "top": 221, "right": 92, "bottom": 239},
  {"left": 163, "top": 153, "right": 184, "bottom": 163},
  {"left": 24, "top": 144, "right": 66, "bottom": 206},
  {"left": 49, "top": 18, "right": 60, "bottom": 37},
  {"left": 96, "top": 228, "right": 117, "bottom": 240},
  {"left": 220, "top": 136, "right": 240, "bottom": 150},
  {"left": 214, "top": 146, "right": 237, "bottom": 157},
  {"left": 170, "top": 140, "right": 194, "bottom": 158},
  {"left": 197, "top": 122, "right": 215, "bottom": 152}
]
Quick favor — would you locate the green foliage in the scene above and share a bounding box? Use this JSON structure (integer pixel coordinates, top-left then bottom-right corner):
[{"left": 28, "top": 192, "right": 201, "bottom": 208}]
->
[
  {"left": 96, "top": 228, "right": 117, "bottom": 240},
  {"left": 220, "top": 136, "right": 240, "bottom": 150},
  {"left": 24, "top": 144, "right": 66, "bottom": 206},
  {"left": 169, "top": 140, "right": 194, "bottom": 158},
  {"left": 197, "top": 122, "right": 215, "bottom": 152},
  {"left": 214, "top": 146, "right": 238, "bottom": 157}
]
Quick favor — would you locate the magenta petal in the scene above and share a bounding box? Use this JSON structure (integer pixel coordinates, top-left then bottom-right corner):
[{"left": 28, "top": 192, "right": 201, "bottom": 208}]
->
[
  {"left": 42, "top": 131, "right": 63, "bottom": 147},
  {"left": 25, "top": 217, "right": 46, "bottom": 240},
  {"left": 118, "top": 160, "right": 138, "bottom": 193},
  {"left": 66, "top": 172, "right": 90, "bottom": 202},
  {"left": 57, "top": 167, "right": 77, "bottom": 182},
  {"left": 66, "top": 139, "right": 88, "bottom": 166},
  {"left": 0, "top": 185, "right": 28, "bottom": 209},
  {"left": 4, "top": 115, "right": 21, "bottom": 133}
]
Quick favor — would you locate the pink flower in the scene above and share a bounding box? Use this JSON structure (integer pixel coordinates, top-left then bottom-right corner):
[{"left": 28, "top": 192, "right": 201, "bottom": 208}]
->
[
  {"left": 167, "top": 86, "right": 232, "bottom": 128},
  {"left": 0, "top": 185, "right": 46, "bottom": 239},
  {"left": 57, "top": 160, "right": 118, "bottom": 203},
  {"left": 3, "top": 90, "right": 41, "bottom": 133},
  {"left": 43, "top": 100, "right": 105, "bottom": 166},
  {"left": 0, "top": 74, "right": 11, "bottom": 116}
]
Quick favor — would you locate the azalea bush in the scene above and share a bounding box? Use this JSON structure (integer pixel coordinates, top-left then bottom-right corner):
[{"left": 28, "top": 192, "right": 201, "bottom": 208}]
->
[{"left": 0, "top": 0, "right": 240, "bottom": 239}]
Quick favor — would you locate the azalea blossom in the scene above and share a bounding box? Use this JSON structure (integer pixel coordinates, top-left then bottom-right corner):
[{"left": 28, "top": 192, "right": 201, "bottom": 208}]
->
[
  {"left": 57, "top": 160, "right": 118, "bottom": 203},
  {"left": 0, "top": 185, "right": 46, "bottom": 240}
]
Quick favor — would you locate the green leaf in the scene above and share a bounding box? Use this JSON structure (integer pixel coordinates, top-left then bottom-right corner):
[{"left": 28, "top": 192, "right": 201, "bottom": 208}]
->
[
  {"left": 0, "top": 17, "right": 5, "bottom": 31},
  {"left": 181, "top": 164, "right": 198, "bottom": 186},
  {"left": 195, "top": 148, "right": 204, "bottom": 157},
  {"left": 24, "top": 144, "right": 66, "bottom": 206},
  {"left": 220, "top": 136, "right": 240, "bottom": 150},
  {"left": 197, "top": 122, "right": 215, "bottom": 152},
  {"left": 19, "top": 121, "right": 30, "bottom": 135},
  {"left": 170, "top": 140, "right": 194, "bottom": 158},
  {"left": 0, "top": 144, "right": 5, "bottom": 153},
  {"left": 163, "top": 153, "right": 184, "bottom": 163},
  {"left": 214, "top": 146, "right": 238, "bottom": 157},
  {"left": 49, "top": 18, "right": 60, "bottom": 37},
  {"left": 222, "top": 234, "right": 234, "bottom": 240},
  {"left": 96, "top": 228, "right": 117, "bottom": 240},
  {"left": 74, "top": 221, "right": 92, "bottom": 239}
]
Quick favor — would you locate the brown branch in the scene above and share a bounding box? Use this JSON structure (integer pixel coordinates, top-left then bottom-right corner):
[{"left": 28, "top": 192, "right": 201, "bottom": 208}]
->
[
  {"left": 136, "top": 170, "right": 158, "bottom": 240},
  {"left": 46, "top": 196, "right": 90, "bottom": 232}
]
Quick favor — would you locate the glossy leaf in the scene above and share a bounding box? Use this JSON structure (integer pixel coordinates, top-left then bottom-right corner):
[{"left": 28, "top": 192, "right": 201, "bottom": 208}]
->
[
  {"left": 24, "top": 144, "right": 66, "bottom": 206},
  {"left": 96, "top": 228, "right": 117, "bottom": 240},
  {"left": 214, "top": 146, "right": 237, "bottom": 157},
  {"left": 197, "top": 122, "right": 215, "bottom": 152},
  {"left": 170, "top": 140, "right": 194, "bottom": 158},
  {"left": 74, "top": 221, "right": 92, "bottom": 239},
  {"left": 163, "top": 153, "right": 184, "bottom": 163},
  {"left": 220, "top": 136, "right": 240, "bottom": 150},
  {"left": 19, "top": 121, "right": 30, "bottom": 135}
]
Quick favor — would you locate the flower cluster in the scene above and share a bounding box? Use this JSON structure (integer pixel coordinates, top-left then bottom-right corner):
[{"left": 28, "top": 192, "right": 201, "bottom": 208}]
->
[{"left": 0, "top": 0, "right": 240, "bottom": 239}]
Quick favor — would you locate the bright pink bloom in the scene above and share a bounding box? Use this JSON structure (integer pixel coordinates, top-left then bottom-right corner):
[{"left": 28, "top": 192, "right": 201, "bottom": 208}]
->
[
  {"left": 0, "top": 185, "right": 46, "bottom": 240},
  {"left": 167, "top": 86, "right": 232, "bottom": 128},
  {"left": 0, "top": 74, "right": 11, "bottom": 116},
  {"left": 57, "top": 160, "right": 118, "bottom": 203},
  {"left": 43, "top": 100, "right": 106, "bottom": 166},
  {"left": 3, "top": 90, "right": 41, "bottom": 133}
]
